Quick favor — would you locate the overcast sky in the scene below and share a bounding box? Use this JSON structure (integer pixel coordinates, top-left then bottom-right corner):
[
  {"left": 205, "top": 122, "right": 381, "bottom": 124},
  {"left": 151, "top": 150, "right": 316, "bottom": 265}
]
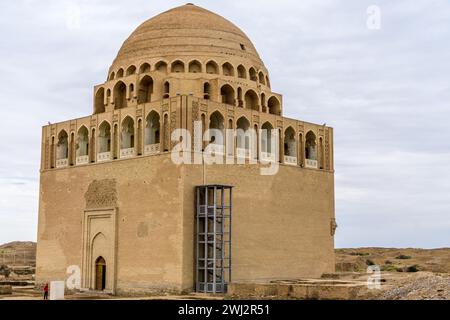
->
[{"left": 0, "top": 0, "right": 449, "bottom": 248}]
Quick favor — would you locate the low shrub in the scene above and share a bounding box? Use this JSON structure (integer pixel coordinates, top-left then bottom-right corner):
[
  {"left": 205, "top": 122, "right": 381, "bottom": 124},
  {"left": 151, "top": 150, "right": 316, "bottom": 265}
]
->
[
  {"left": 381, "top": 264, "right": 398, "bottom": 272},
  {"left": 406, "top": 265, "right": 419, "bottom": 272},
  {"left": 396, "top": 254, "right": 411, "bottom": 260},
  {"left": 0, "top": 265, "right": 11, "bottom": 278},
  {"left": 350, "top": 252, "right": 369, "bottom": 256},
  {"left": 366, "top": 259, "right": 375, "bottom": 266}
]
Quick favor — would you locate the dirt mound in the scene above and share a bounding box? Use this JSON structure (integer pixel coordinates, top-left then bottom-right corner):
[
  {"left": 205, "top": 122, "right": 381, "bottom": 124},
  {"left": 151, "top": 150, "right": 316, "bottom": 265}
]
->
[{"left": 0, "top": 241, "right": 36, "bottom": 267}]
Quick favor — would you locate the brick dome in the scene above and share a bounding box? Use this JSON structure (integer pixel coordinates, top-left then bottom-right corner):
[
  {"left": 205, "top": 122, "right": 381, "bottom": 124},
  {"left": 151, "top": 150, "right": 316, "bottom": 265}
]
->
[{"left": 109, "top": 3, "right": 266, "bottom": 74}]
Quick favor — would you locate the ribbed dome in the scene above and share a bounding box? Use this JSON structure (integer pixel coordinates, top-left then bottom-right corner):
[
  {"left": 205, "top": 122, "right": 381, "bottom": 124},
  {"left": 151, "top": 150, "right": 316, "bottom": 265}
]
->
[{"left": 109, "top": 3, "right": 265, "bottom": 73}]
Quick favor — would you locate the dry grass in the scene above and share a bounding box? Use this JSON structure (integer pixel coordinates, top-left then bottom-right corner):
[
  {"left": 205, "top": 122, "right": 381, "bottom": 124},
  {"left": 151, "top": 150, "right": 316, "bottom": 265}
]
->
[{"left": 335, "top": 247, "right": 450, "bottom": 273}]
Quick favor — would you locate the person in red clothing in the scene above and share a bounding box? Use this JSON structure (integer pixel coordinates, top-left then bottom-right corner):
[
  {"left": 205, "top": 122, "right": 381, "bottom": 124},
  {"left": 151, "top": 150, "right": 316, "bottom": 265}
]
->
[{"left": 43, "top": 283, "right": 49, "bottom": 300}]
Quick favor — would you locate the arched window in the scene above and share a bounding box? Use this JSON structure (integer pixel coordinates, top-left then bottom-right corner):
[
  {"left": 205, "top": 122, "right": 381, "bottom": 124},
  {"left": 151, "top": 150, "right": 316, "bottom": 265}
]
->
[
  {"left": 108, "top": 72, "right": 115, "bottom": 81},
  {"left": 155, "top": 61, "right": 168, "bottom": 73},
  {"left": 171, "top": 60, "right": 185, "bottom": 73},
  {"left": 305, "top": 131, "right": 317, "bottom": 160},
  {"left": 222, "top": 62, "right": 234, "bottom": 76},
  {"left": 236, "top": 117, "right": 251, "bottom": 153},
  {"left": 258, "top": 71, "right": 266, "bottom": 85},
  {"left": 138, "top": 75, "right": 153, "bottom": 104},
  {"left": 126, "top": 65, "right": 137, "bottom": 76},
  {"left": 249, "top": 67, "right": 257, "bottom": 81},
  {"left": 121, "top": 117, "right": 135, "bottom": 157},
  {"left": 237, "top": 117, "right": 250, "bottom": 130},
  {"left": 244, "top": 90, "right": 259, "bottom": 111},
  {"left": 76, "top": 126, "right": 89, "bottom": 164},
  {"left": 145, "top": 111, "right": 160, "bottom": 146},
  {"left": 206, "top": 61, "right": 218, "bottom": 74},
  {"left": 284, "top": 127, "right": 297, "bottom": 165},
  {"left": 220, "top": 84, "right": 235, "bottom": 105},
  {"left": 98, "top": 121, "right": 111, "bottom": 156},
  {"left": 268, "top": 96, "right": 281, "bottom": 115},
  {"left": 261, "top": 122, "right": 273, "bottom": 154},
  {"left": 209, "top": 111, "right": 224, "bottom": 145},
  {"left": 237, "top": 65, "right": 246, "bottom": 79},
  {"left": 188, "top": 60, "right": 202, "bottom": 73},
  {"left": 94, "top": 87, "right": 105, "bottom": 114},
  {"left": 163, "top": 81, "right": 170, "bottom": 99},
  {"left": 261, "top": 93, "right": 266, "bottom": 111},
  {"left": 113, "top": 81, "right": 127, "bottom": 109},
  {"left": 138, "top": 63, "right": 150, "bottom": 74},
  {"left": 56, "top": 130, "right": 68, "bottom": 161},
  {"left": 116, "top": 68, "right": 124, "bottom": 78},
  {"left": 204, "top": 82, "right": 210, "bottom": 100}
]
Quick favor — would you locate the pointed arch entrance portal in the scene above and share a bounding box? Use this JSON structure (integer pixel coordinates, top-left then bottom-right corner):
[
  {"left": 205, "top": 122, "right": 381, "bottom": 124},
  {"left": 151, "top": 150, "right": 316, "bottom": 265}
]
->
[
  {"left": 95, "top": 256, "right": 106, "bottom": 291},
  {"left": 81, "top": 206, "right": 118, "bottom": 294}
]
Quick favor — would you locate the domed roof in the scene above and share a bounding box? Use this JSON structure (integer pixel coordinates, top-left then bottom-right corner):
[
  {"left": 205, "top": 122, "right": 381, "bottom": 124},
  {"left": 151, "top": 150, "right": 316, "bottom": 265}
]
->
[{"left": 109, "top": 4, "right": 265, "bottom": 73}]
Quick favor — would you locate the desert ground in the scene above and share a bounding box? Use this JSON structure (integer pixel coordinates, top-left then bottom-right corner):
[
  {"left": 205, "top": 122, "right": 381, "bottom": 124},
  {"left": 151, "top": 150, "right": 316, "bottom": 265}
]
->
[
  {"left": 1, "top": 242, "right": 449, "bottom": 300},
  {"left": 333, "top": 247, "right": 450, "bottom": 299}
]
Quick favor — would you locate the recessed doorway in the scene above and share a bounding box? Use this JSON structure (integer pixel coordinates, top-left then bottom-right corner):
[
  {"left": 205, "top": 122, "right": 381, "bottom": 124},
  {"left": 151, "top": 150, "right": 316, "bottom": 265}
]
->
[{"left": 95, "top": 256, "right": 106, "bottom": 291}]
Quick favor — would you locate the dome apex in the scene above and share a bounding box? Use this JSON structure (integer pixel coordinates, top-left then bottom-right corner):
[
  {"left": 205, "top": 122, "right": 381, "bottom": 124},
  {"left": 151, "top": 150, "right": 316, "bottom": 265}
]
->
[{"left": 109, "top": 4, "right": 265, "bottom": 73}]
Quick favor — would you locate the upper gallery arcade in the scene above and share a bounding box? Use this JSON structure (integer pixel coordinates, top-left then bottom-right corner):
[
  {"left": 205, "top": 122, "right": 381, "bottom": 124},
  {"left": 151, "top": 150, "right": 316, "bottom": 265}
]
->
[{"left": 41, "top": 3, "right": 333, "bottom": 173}]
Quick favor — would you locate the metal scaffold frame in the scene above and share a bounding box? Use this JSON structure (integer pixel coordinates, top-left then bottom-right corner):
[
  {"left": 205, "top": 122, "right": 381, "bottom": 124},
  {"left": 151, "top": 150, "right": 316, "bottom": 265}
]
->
[{"left": 195, "top": 185, "right": 233, "bottom": 293}]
